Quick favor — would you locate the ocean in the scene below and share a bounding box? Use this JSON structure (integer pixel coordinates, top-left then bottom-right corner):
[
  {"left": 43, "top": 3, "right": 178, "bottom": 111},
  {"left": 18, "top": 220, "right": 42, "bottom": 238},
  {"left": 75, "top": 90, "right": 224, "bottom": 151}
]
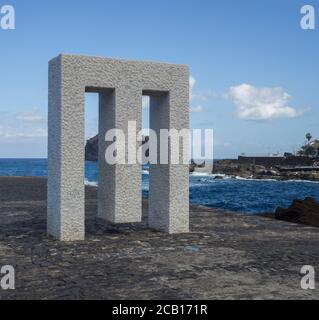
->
[{"left": 1, "top": 158, "right": 319, "bottom": 214}]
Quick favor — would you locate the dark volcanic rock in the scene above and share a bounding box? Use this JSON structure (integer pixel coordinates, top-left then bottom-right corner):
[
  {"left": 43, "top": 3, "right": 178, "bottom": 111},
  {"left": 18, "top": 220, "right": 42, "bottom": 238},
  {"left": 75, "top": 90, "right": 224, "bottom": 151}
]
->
[
  {"left": 275, "top": 197, "right": 319, "bottom": 227},
  {"left": 213, "top": 159, "right": 240, "bottom": 176},
  {"left": 85, "top": 135, "right": 99, "bottom": 162},
  {"left": 189, "top": 160, "right": 206, "bottom": 173},
  {"left": 85, "top": 135, "right": 150, "bottom": 162}
]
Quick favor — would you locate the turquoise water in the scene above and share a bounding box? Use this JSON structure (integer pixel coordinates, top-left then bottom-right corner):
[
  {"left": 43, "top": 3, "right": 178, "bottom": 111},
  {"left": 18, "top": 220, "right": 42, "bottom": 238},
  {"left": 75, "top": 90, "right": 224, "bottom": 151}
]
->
[{"left": 1, "top": 159, "right": 319, "bottom": 214}]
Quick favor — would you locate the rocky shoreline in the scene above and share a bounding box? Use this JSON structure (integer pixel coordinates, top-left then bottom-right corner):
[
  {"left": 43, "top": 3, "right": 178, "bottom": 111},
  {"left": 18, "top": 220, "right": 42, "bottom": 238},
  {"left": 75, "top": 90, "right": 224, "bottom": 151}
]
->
[{"left": 212, "top": 159, "right": 319, "bottom": 182}]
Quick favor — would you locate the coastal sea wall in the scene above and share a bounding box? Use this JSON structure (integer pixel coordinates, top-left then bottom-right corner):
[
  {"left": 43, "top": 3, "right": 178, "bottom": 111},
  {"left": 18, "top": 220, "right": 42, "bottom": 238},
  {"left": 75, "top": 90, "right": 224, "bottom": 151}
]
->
[{"left": 238, "top": 156, "right": 317, "bottom": 167}]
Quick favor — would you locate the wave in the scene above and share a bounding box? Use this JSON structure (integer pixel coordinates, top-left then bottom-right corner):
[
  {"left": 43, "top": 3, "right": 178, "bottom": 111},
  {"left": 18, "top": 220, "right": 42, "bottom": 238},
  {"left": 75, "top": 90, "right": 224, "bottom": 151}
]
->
[
  {"left": 234, "top": 176, "right": 275, "bottom": 182},
  {"left": 234, "top": 176, "right": 319, "bottom": 184},
  {"left": 191, "top": 172, "right": 213, "bottom": 177},
  {"left": 281, "top": 179, "right": 319, "bottom": 184},
  {"left": 85, "top": 179, "right": 98, "bottom": 187},
  {"left": 212, "top": 174, "right": 232, "bottom": 180}
]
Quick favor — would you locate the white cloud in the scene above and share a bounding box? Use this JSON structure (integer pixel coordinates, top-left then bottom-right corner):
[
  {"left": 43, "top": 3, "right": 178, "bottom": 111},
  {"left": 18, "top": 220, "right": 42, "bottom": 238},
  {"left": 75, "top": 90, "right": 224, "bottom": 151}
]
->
[
  {"left": 228, "top": 84, "right": 305, "bottom": 121},
  {"left": 191, "top": 105, "right": 204, "bottom": 113},
  {"left": 0, "top": 127, "right": 47, "bottom": 139},
  {"left": 192, "top": 91, "right": 214, "bottom": 101},
  {"left": 15, "top": 108, "right": 45, "bottom": 122},
  {"left": 0, "top": 109, "right": 47, "bottom": 142},
  {"left": 190, "top": 76, "right": 218, "bottom": 102},
  {"left": 190, "top": 76, "right": 196, "bottom": 101},
  {"left": 3, "top": 128, "right": 47, "bottom": 139}
]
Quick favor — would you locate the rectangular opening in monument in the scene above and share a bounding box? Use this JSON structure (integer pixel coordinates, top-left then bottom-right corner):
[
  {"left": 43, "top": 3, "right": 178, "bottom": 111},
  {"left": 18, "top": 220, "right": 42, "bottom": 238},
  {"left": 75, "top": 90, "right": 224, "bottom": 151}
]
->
[
  {"left": 84, "top": 92, "right": 99, "bottom": 188},
  {"left": 142, "top": 90, "right": 171, "bottom": 231},
  {"left": 84, "top": 88, "right": 116, "bottom": 222},
  {"left": 142, "top": 95, "right": 150, "bottom": 201}
]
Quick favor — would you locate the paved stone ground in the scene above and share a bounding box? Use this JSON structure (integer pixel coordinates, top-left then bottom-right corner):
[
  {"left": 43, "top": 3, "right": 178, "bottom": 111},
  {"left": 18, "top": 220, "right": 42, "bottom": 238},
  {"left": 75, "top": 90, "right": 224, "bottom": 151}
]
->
[{"left": 0, "top": 177, "right": 319, "bottom": 300}]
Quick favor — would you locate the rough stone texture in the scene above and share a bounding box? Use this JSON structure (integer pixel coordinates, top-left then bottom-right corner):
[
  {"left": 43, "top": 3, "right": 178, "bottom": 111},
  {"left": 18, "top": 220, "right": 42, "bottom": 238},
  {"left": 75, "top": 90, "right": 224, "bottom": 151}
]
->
[
  {"left": 1, "top": 177, "right": 319, "bottom": 300},
  {"left": 48, "top": 54, "right": 189, "bottom": 241}
]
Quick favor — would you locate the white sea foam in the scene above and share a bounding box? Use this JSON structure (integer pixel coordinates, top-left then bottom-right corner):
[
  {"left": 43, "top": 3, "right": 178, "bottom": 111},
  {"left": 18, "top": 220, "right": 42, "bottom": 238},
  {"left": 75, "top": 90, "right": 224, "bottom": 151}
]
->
[
  {"left": 235, "top": 176, "right": 274, "bottom": 182},
  {"left": 234, "top": 176, "right": 319, "bottom": 184},
  {"left": 281, "top": 179, "right": 319, "bottom": 184},
  {"left": 211, "top": 174, "right": 232, "bottom": 180},
  {"left": 85, "top": 179, "right": 98, "bottom": 187},
  {"left": 191, "top": 172, "right": 212, "bottom": 177}
]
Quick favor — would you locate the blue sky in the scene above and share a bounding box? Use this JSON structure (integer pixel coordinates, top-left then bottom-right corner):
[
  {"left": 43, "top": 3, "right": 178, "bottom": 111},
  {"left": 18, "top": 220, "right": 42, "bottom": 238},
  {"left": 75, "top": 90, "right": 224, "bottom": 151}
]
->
[{"left": 0, "top": 0, "right": 318, "bottom": 158}]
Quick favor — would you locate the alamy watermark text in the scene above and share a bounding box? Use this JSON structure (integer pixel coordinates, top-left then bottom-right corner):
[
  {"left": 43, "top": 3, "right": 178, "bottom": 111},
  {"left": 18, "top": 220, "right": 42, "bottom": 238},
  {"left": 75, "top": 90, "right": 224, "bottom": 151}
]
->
[
  {"left": 0, "top": 4, "right": 15, "bottom": 30},
  {"left": 1, "top": 265, "right": 15, "bottom": 290},
  {"left": 102, "top": 123, "right": 214, "bottom": 165},
  {"left": 301, "top": 265, "right": 316, "bottom": 290},
  {"left": 300, "top": 5, "right": 316, "bottom": 30}
]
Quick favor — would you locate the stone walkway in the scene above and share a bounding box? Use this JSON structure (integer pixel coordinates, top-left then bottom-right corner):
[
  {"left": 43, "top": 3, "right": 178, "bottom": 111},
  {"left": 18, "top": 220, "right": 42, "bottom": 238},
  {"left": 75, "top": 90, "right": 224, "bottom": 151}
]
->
[{"left": 0, "top": 177, "right": 318, "bottom": 300}]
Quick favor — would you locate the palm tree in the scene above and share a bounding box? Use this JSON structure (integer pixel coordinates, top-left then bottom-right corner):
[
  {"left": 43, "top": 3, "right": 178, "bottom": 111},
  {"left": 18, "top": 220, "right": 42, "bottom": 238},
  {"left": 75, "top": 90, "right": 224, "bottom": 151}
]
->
[{"left": 306, "top": 133, "right": 312, "bottom": 144}]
